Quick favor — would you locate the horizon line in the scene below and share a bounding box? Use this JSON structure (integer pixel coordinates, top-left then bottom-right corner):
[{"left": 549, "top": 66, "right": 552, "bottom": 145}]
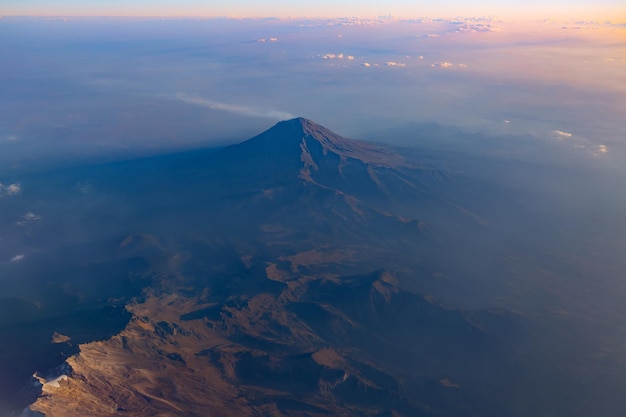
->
[{"left": 1, "top": 14, "right": 624, "bottom": 24}]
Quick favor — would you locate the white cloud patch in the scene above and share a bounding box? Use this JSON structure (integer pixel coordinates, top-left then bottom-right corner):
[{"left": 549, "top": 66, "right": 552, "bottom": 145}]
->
[
  {"left": 361, "top": 62, "right": 372, "bottom": 67},
  {"left": 0, "top": 182, "right": 21, "bottom": 197},
  {"left": 17, "top": 212, "right": 42, "bottom": 226},
  {"left": 5, "top": 135, "right": 18, "bottom": 141},
  {"left": 441, "top": 18, "right": 500, "bottom": 33},
  {"left": 553, "top": 130, "right": 573, "bottom": 138},
  {"left": 386, "top": 61, "right": 406, "bottom": 67},
  {"left": 594, "top": 144, "right": 608, "bottom": 156},
  {"left": 177, "top": 94, "right": 293, "bottom": 120},
  {"left": 11, "top": 254, "right": 25, "bottom": 263},
  {"left": 7, "top": 183, "right": 21, "bottom": 194},
  {"left": 432, "top": 62, "right": 453, "bottom": 68},
  {"left": 321, "top": 53, "right": 355, "bottom": 60},
  {"left": 299, "top": 18, "right": 381, "bottom": 27},
  {"left": 257, "top": 37, "right": 278, "bottom": 42}
]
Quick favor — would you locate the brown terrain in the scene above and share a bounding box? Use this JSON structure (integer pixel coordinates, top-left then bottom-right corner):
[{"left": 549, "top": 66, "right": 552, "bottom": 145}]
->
[{"left": 31, "top": 239, "right": 518, "bottom": 417}]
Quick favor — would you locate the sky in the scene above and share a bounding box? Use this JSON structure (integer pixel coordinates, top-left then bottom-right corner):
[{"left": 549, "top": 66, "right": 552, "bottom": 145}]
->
[
  {"left": 1, "top": 0, "right": 625, "bottom": 21},
  {"left": 0, "top": 15, "right": 624, "bottom": 173}
]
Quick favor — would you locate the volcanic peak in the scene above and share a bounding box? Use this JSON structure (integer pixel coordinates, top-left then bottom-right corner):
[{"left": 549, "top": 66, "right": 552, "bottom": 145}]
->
[{"left": 242, "top": 117, "right": 409, "bottom": 169}]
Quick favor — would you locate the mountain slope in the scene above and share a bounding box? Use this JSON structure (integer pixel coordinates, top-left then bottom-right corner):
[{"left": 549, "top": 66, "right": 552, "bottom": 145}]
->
[
  {"left": 21, "top": 118, "right": 522, "bottom": 417},
  {"left": 213, "top": 117, "right": 446, "bottom": 208}
]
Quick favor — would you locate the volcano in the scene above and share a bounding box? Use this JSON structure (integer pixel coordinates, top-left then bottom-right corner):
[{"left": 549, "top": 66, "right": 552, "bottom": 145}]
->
[{"left": 7, "top": 118, "right": 586, "bottom": 417}]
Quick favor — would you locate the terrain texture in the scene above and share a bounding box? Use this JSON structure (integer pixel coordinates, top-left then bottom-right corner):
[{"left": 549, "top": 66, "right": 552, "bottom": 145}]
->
[{"left": 14, "top": 118, "right": 626, "bottom": 417}]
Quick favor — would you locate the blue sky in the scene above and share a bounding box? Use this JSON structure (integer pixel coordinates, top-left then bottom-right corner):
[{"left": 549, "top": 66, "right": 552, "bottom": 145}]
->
[{"left": 1, "top": 0, "right": 624, "bottom": 20}]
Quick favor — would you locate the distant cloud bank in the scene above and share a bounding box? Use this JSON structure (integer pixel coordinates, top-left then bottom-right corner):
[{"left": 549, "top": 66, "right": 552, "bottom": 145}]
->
[{"left": 298, "top": 18, "right": 381, "bottom": 27}]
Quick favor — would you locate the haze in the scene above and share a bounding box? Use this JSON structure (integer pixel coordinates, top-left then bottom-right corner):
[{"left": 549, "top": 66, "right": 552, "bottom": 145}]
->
[
  {"left": 1, "top": 5, "right": 626, "bottom": 417},
  {"left": 2, "top": 0, "right": 625, "bottom": 21}
]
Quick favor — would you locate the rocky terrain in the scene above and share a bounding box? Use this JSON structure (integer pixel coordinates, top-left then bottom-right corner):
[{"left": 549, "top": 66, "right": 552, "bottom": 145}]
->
[{"left": 31, "top": 242, "right": 521, "bottom": 417}]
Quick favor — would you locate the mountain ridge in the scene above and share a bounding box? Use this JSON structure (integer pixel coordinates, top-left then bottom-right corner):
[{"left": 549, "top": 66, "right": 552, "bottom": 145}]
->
[{"left": 221, "top": 117, "right": 413, "bottom": 185}]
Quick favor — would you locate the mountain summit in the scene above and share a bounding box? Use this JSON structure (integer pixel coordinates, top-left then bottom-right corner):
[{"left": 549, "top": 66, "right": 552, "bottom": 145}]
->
[
  {"left": 90, "top": 117, "right": 446, "bottom": 239},
  {"left": 190, "top": 117, "right": 442, "bottom": 242},
  {"left": 227, "top": 117, "right": 409, "bottom": 181},
  {"left": 236, "top": 117, "right": 409, "bottom": 170}
]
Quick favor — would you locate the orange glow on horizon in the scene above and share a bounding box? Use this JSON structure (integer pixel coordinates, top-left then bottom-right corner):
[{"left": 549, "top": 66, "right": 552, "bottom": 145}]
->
[{"left": 0, "top": 3, "right": 624, "bottom": 23}]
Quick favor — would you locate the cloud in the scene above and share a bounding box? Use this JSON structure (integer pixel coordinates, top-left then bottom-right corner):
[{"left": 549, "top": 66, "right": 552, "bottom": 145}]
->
[
  {"left": 431, "top": 61, "right": 467, "bottom": 68},
  {"left": 594, "top": 144, "right": 608, "bottom": 156},
  {"left": 361, "top": 62, "right": 371, "bottom": 67},
  {"left": 7, "top": 183, "right": 21, "bottom": 194},
  {"left": 553, "top": 130, "right": 573, "bottom": 137},
  {"left": 321, "top": 53, "right": 355, "bottom": 60},
  {"left": 75, "top": 182, "right": 93, "bottom": 194},
  {"left": 4, "top": 135, "right": 18, "bottom": 142},
  {"left": 17, "top": 212, "right": 42, "bottom": 226},
  {"left": 177, "top": 94, "right": 293, "bottom": 120},
  {"left": 257, "top": 37, "right": 278, "bottom": 42},
  {"left": 386, "top": 61, "right": 406, "bottom": 67},
  {"left": 567, "top": 141, "right": 608, "bottom": 157},
  {"left": 448, "top": 18, "right": 500, "bottom": 33},
  {"left": 298, "top": 18, "right": 381, "bottom": 27},
  {"left": 0, "top": 182, "right": 21, "bottom": 197},
  {"left": 11, "top": 254, "right": 25, "bottom": 263}
]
